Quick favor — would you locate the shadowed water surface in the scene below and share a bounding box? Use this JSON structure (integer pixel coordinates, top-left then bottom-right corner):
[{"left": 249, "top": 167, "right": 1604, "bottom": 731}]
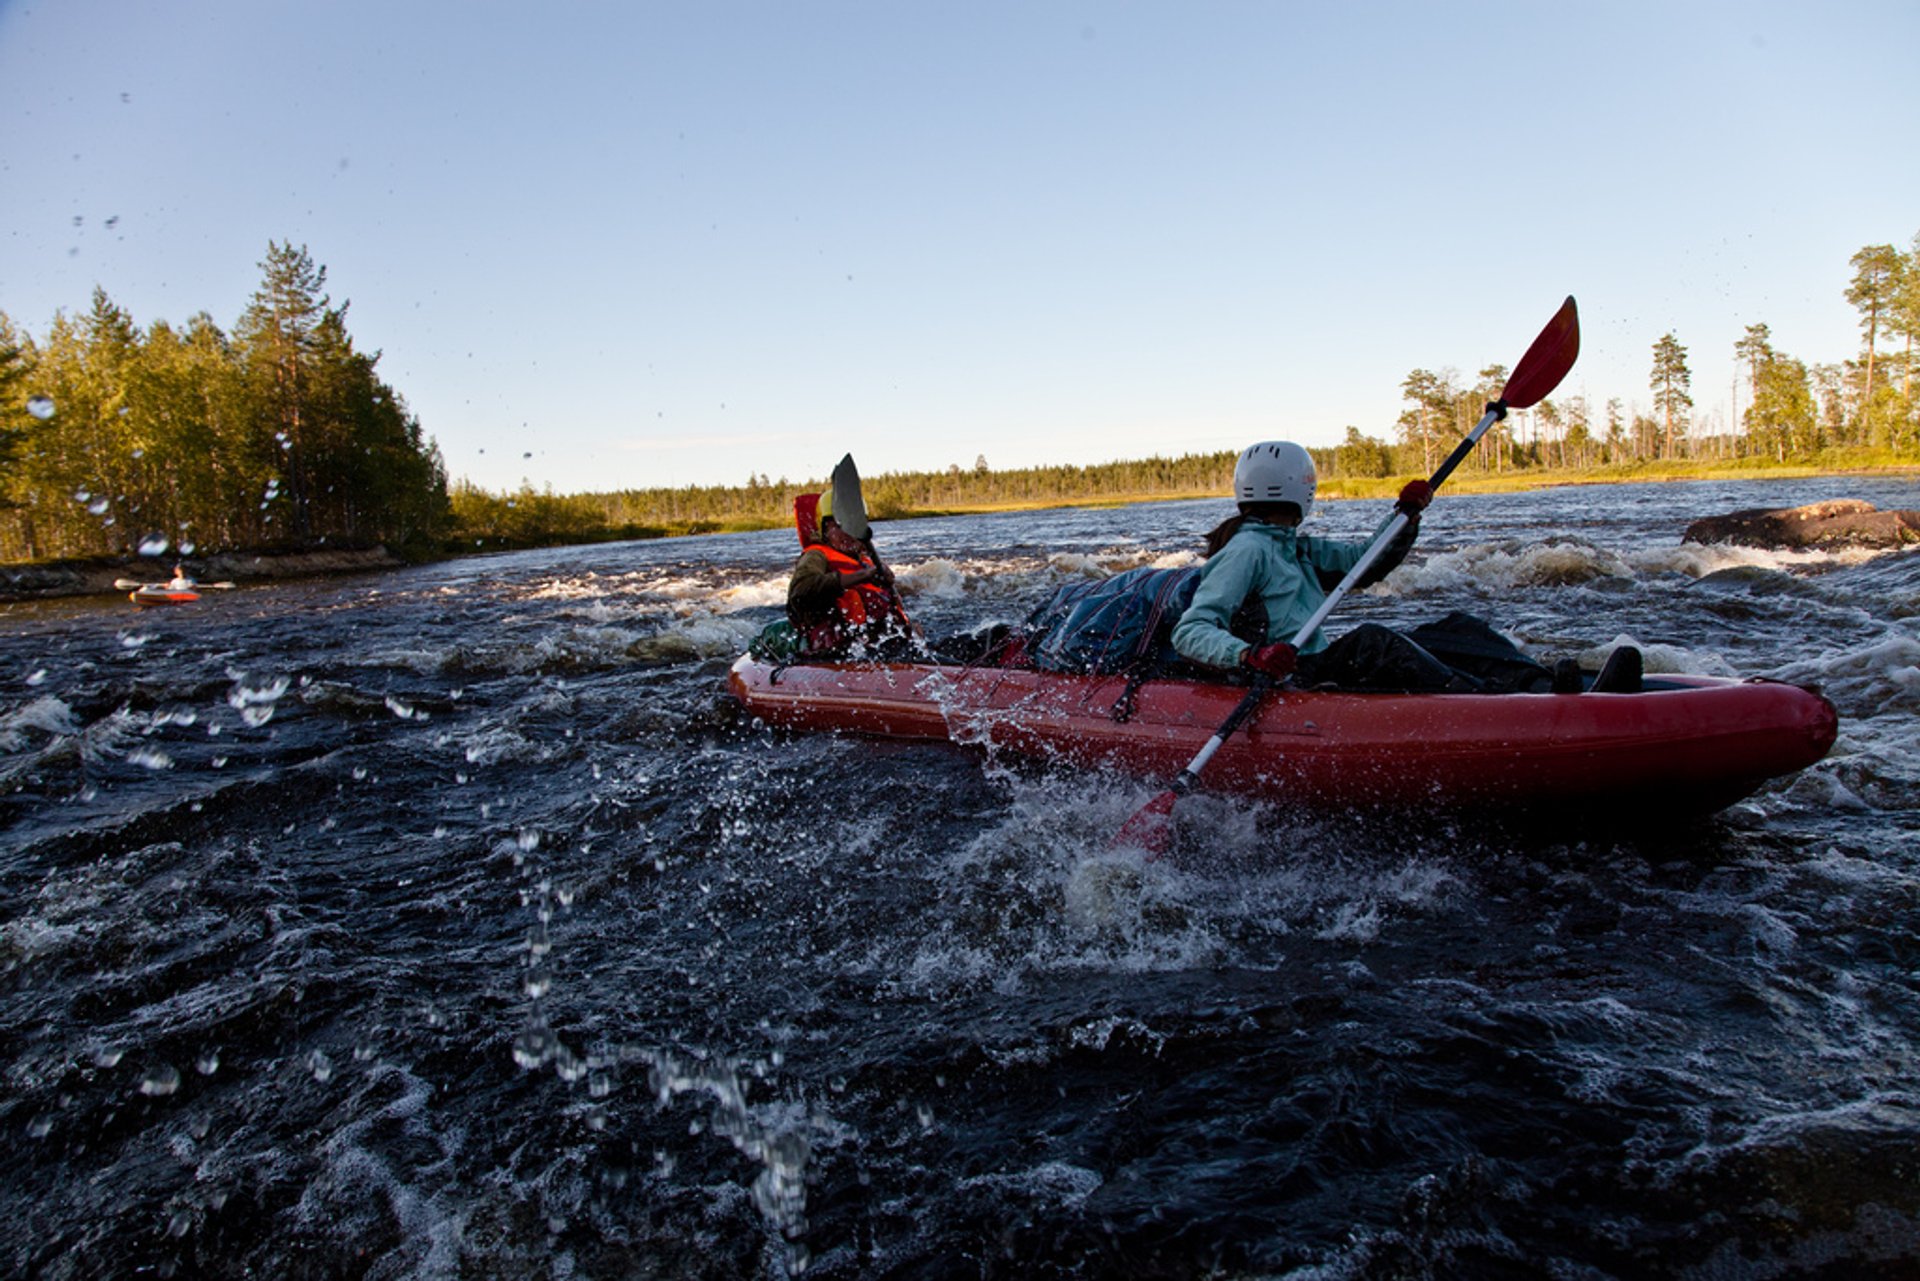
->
[{"left": 3, "top": 477, "right": 1918, "bottom": 1278}]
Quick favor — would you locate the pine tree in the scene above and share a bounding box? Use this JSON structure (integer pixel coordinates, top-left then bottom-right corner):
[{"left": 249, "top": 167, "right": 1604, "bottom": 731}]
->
[
  {"left": 1846, "top": 243, "right": 1903, "bottom": 444},
  {"left": 1650, "top": 332, "right": 1692, "bottom": 458},
  {"left": 1748, "top": 352, "right": 1817, "bottom": 459},
  {"left": 236, "top": 242, "right": 334, "bottom": 539},
  {"left": 1603, "top": 398, "right": 1626, "bottom": 461},
  {"left": 1894, "top": 232, "right": 1920, "bottom": 441},
  {"left": 1397, "top": 368, "right": 1454, "bottom": 473},
  {"left": 0, "top": 316, "right": 30, "bottom": 493}
]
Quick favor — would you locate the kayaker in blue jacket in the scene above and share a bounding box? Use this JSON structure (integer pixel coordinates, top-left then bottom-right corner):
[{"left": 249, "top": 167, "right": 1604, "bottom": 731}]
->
[{"left": 1171, "top": 440, "right": 1473, "bottom": 691}]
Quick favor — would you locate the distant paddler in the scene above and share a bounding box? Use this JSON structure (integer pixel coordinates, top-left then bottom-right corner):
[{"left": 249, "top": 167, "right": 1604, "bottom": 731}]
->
[{"left": 121, "top": 561, "right": 201, "bottom": 606}]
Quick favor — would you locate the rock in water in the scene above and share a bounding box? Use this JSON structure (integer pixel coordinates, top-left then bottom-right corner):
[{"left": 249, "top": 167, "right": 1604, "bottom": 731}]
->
[{"left": 1683, "top": 500, "right": 1920, "bottom": 550}]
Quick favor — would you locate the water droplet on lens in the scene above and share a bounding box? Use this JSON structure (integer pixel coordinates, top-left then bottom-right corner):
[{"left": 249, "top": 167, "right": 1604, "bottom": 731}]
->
[
  {"left": 140, "top": 1064, "right": 182, "bottom": 1096},
  {"left": 512, "top": 1027, "right": 556, "bottom": 1069}
]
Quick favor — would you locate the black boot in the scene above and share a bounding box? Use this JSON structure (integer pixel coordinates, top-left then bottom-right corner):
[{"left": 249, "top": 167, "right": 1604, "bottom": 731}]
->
[{"left": 1589, "top": 645, "right": 1643, "bottom": 693}]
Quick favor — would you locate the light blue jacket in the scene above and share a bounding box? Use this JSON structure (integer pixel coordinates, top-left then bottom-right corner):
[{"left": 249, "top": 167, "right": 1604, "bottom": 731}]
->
[{"left": 1170, "top": 520, "right": 1377, "bottom": 668}]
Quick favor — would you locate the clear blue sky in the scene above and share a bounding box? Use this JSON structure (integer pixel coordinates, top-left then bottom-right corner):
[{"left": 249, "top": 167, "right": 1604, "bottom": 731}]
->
[{"left": 3, "top": 1, "right": 1916, "bottom": 495}]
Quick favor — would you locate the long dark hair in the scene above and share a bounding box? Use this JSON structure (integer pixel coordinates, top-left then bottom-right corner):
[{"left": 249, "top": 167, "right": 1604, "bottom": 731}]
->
[{"left": 1203, "top": 502, "right": 1300, "bottom": 559}]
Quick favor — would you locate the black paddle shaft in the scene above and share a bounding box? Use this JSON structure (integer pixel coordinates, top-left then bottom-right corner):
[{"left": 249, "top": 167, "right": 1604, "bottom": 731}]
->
[{"left": 1430, "top": 399, "right": 1507, "bottom": 488}]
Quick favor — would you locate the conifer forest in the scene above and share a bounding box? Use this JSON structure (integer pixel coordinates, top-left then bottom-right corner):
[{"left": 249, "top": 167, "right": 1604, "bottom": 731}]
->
[{"left": 4, "top": 234, "right": 1917, "bottom": 560}]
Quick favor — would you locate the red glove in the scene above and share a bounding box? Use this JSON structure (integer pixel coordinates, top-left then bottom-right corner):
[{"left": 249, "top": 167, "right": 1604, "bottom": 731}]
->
[
  {"left": 1396, "top": 479, "right": 1433, "bottom": 516},
  {"left": 1242, "top": 642, "right": 1298, "bottom": 679}
]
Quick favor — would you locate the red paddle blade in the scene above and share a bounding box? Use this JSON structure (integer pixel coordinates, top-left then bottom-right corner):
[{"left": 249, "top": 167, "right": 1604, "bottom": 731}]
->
[
  {"left": 1112, "top": 789, "right": 1178, "bottom": 857},
  {"left": 1500, "top": 296, "right": 1580, "bottom": 410}
]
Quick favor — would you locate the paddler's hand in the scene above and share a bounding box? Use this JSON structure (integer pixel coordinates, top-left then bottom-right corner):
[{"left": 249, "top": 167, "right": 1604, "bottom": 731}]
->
[
  {"left": 1242, "top": 642, "right": 1298, "bottom": 679},
  {"left": 1395, "top": 479, "right": 1433, "bottom": 517}
]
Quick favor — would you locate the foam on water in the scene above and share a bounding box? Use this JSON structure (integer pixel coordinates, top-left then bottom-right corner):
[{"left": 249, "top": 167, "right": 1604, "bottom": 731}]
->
[
  {"left": 1573, "top": 633, "right": 1738, "bottom": 676},
  {"left": 0, "top": 695, "right": 81, "bottom": 747},
  {"left": 1392, "top": 538, "right": 1635, "bottom": 594},
  {"left": 4, "top": 476, "right": 1918, "bottom": 1279},
  {"left": 892, "top": 556, "right": 966, "bottom": 601},
  {"left": 1395, "top": 534, "right": 1887, "bottom": 598},
  {"left": 856, "top": 772, "right": 1468, "bottom": 996},
  {"left": 711, "top": 573, "right": 790, "bottom": 612}
]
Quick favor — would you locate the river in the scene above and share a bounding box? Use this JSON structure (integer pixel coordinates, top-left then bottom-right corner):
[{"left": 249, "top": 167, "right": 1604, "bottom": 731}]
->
[{"left": 4, "top": 475, "right": 1918, "bottom": 1279}]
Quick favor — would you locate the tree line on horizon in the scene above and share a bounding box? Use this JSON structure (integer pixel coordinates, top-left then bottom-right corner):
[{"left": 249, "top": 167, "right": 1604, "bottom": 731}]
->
[
  {"left": 457, "top": 230, "right": 1920, "bottom": 545},
  {"left": 1389, "top": 234, "right": 1919, "bottom": 477},
  {"left": 0, "top": 242, "right": 449, "bottom": 564},
  {"left": 5, "top": 234, "right": 1917, "bottom": 562}
]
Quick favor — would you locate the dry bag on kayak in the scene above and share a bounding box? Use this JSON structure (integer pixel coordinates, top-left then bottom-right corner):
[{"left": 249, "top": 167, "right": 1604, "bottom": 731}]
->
[
  {"left": 1403, "top": 612, "right": 1555, "bottom": 692},
  {"left": 1023, "top": 566, "right": 1201, "bottom": 676},
  {"left": 748, "top": 620, "right": 805, "bottom": 663}
]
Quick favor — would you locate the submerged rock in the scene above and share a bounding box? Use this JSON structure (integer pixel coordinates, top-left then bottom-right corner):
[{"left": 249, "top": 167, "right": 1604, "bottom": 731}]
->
[{"left": 1683, "top": 500, "right": 1920, "bottom": 550}]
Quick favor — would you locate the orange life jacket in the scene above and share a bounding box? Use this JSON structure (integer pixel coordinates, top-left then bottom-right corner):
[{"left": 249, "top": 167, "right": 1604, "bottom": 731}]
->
[
  {"left": 791, "top": 492, "right": 910, "bottom": 653},
  {"left": 816, "top": 543, "right": 898, "bottom": 633}
]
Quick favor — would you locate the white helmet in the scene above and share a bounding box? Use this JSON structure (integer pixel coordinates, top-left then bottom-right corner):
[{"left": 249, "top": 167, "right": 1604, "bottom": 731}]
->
[{"left": 1234, "top": 441, "right": 1316, "bottom": 518}]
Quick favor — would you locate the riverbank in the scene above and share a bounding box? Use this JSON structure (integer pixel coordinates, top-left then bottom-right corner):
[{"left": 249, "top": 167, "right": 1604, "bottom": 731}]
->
[
  {"left": 12, "top": 461, "right": 1917, "bottom": 602},
  {"left": 0, "top": 546, "right": 406, "bottom": 603},
  {"left": 876, "top": 459, "right": 1920, "bottom": 518}
]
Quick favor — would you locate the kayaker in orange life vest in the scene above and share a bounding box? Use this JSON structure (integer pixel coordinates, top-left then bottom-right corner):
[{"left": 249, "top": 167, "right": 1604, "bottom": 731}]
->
[{"left": 786, "top": 488, "right": 916, "bottom": 657}]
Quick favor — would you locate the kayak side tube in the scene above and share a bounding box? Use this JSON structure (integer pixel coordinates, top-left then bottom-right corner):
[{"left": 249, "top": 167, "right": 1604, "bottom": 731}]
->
[{"left": 727, "top": 656, "right": 1838, "bottom": 816}]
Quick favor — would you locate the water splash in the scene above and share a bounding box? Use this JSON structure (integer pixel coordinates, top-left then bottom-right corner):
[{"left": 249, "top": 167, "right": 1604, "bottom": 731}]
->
[
  {"left": 226, "top": 673, "right": 292, "bottom": 727},
  {"left": 139, "top": 1064, "right": 182, "bottom": 1096}
]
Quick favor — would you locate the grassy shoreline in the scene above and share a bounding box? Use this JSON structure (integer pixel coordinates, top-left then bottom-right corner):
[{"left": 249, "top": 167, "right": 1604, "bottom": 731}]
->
[
  {"left": 867, "top": 459, "right": 1920, "bottom": 522},
  {"left": 7, "top": 461, "right": 1916, "bottom": 600}
]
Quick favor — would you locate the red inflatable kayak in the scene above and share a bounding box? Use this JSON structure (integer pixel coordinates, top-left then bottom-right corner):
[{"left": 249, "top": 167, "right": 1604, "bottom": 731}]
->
[
  {"left": 727, "top": 655, "right": 1839, "bottom": 818},
  {"left": 129, "top": 586, "right": 200, "bottom": 607}
]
